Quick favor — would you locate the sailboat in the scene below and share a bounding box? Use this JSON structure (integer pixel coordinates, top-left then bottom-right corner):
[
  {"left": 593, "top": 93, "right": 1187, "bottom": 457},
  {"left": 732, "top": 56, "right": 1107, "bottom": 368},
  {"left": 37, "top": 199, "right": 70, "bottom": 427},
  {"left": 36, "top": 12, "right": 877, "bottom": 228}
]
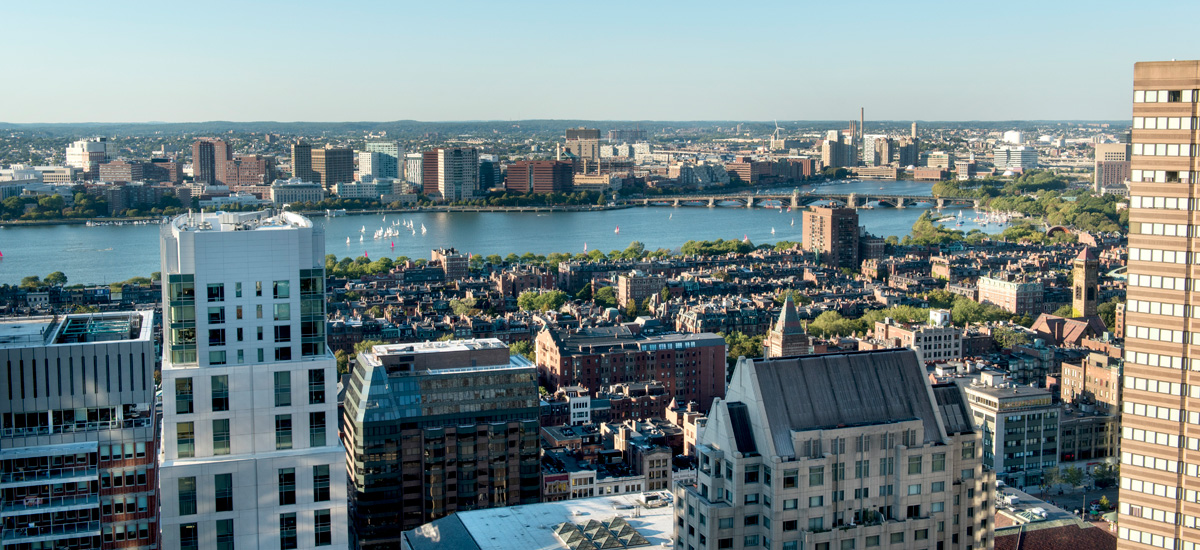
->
[
  {"left": 771, "top": 227, "right": 776, "bottom": 235},
  {"left": 360, "top": 225, "right": 365, "bottom": 233},
  {"left": 669, "top": 213, "right": 672, "bottom": 220},
  {"left": 790, "top": 218, "right": 795, "bottom": 227},
  {"left": 614, "top": 225, "right": 620, "bottom": 234},
  {"left": 359, "top": 235, "right": 364, "bottom": 242},
  {"left": 364, "top": 251, "right": 369, "bottom": 259},
  {"left": 390, "top": 241, "right": 395, "bottom": 248},
  {"left": 420, "top": 224, "right": 427, "bottom": 235},
  {"left": 346, "top": 237, "right": 350, "bottom": 245},
  {"left": 583, "top": 242, "right": 588, "bottom": 252},
  {"left": 743, "top": 234, "right": 749, "bottom": 243}
]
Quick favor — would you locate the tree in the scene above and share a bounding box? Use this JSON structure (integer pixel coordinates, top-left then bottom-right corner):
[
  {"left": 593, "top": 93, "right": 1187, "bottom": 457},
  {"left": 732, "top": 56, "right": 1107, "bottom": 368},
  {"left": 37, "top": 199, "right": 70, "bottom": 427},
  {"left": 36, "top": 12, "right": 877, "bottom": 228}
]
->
[
  {"left": 44, "top": 271, "right": 67, "bottom": 286},
  {"left": 1092, "top": 463, "right": 1119, "bottom": 489},
  {"left": 335, "top": 349, "right": 350, "bottom": 376},
  {"left": 721, "top": 331, "right": 764, "bottom": 371},
  {"left": 517, "top": 290, "right": 569, "bottom": 312},
  {"left": 19, "top": 275, "right": 42, "bottom": 290},
  {"left": 625, "top": 299, "right": 640, "bottom": 319},
  {"left": 1040, "top": 466, "right": 1060, "bottom": 496},
  {"left": 575, "top": 284, "right": 593, "bottom": 302},
  {"left": 994, "top": 327, "right": 1032, "bottom": 349},
  {"left": 354, "top": 339, "right": 385, "bottom": 353},
  {"left": 594, "top": 286, "right": 617, "bottom": 309},
  {"left": 659, "top": 286, "right": 671, "bottom": 303},
  {"left": 1052, "top": 304, "right": 1078, "bottom": 318},
  {"left": 510, "top": 340, "right": 535, "bottom": 361},
  {"left": 1097, "top": 300, "right": 1119, "bottom": 329},
  {"left": 1098, "top": 495, "right": 1111, "bottom": 510},
  {"left": 1060, "top": 466, "right": 1084, "bottom": 489}
]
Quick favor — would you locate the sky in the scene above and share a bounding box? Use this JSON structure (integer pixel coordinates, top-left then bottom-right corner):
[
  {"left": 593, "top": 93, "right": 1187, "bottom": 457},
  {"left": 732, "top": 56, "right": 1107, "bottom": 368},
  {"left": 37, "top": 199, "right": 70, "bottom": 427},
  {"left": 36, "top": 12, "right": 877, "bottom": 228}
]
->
[{"left": 1, "top": 0, "right": 1197, "bottom": 123}]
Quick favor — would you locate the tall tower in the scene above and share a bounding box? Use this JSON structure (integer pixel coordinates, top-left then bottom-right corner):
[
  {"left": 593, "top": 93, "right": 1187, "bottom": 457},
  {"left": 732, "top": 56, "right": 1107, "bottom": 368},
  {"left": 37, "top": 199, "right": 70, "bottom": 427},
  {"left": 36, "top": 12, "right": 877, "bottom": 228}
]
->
[
  {"left": 859, "top": 107, "right": 865, "bottom": 141},
  {"left": 911, "top": 121, "right": 918, "bottom": 139},
  {"left": 1072, "top": 247, "right": 1098, "bottom": 317},
  {"left": 1120, "top": 60, "right": 1200, "bottom": 550},
  {"left": 291, "top": 141, "right": 313, "bottom": 182},
  {"left": 763, "top": 294, "right": 813, "bottom": 357},
  {"left": 158, "top": 210, "right": 347, "bottom": 550}
]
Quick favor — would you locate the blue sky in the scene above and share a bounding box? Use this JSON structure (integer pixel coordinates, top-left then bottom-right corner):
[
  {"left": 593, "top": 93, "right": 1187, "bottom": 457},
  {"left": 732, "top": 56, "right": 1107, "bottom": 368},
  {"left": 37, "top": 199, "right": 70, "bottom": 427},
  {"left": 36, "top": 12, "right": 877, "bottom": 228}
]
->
[{"left": 1, "top": 0, "right": 1196, "bottom": 123}]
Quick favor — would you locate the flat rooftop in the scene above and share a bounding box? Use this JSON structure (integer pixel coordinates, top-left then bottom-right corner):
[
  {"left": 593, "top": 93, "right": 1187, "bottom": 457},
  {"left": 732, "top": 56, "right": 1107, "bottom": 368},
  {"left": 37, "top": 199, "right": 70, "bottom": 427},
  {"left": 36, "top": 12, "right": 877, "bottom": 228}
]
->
[
  {"left": 370, "top": 338, "right": 507, "bottom": 357},
  {"left": 402, "top": 493, "right": 674, "bottom": 550},
  {"left": 0, "top": 311, "right": 153, "bottom": 349},
  {"left": 170, "top": 210, "right": 311, "bottom": 233}
]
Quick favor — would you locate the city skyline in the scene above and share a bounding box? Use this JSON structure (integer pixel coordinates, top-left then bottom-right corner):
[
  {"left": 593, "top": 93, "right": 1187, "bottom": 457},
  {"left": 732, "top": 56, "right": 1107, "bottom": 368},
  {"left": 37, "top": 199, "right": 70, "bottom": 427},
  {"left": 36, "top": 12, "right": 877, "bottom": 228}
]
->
[{"left": 2, "top": 0, "right": 1196, "bottom": 123}]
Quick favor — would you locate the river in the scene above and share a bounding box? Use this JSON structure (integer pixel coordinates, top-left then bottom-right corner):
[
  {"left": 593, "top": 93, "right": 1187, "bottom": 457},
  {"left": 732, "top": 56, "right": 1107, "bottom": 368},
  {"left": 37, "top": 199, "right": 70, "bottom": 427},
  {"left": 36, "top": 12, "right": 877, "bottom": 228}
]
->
[{"left": 0, "top": 180, "right": 1002, "bottom": 285}]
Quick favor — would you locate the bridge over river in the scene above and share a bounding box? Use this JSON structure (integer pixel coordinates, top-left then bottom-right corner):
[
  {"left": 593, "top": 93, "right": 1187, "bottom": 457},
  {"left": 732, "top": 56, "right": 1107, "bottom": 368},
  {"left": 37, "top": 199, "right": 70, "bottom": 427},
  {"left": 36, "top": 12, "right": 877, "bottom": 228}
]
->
[{"left": 624, "top": 191, "right": 982, "bottom": 209}]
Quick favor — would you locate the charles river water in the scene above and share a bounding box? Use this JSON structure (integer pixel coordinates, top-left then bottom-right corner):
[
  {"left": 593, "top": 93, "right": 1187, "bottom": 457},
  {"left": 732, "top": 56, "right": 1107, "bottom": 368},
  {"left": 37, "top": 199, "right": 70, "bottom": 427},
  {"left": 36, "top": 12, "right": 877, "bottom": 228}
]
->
[{"left": 0, "top": 180, "right": 1003, "bottom": 285}]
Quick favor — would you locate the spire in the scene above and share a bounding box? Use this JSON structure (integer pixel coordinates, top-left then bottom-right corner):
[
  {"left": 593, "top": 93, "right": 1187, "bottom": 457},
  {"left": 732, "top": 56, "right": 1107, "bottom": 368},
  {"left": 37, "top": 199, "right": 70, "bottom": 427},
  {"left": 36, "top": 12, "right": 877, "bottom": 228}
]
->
[{"left": 776, "top": 294, "right": 805, "bottom": 334}]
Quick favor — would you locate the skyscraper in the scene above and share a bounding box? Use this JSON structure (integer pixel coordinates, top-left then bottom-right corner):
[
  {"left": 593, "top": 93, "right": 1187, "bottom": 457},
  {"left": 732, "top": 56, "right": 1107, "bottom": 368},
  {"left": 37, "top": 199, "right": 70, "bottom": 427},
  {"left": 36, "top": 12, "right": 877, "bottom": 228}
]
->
[
  {"left": 291, "top": 142, "right": 314, "bottom": 182},
  {"left": 0, "top": 311, "right": 158, "bottom": 550},
  {"left": 363, "top": 141, "right": 401, "bottom": 179},
  {"left": 421, "top": 147, "right": 479, "bottom": 201},
  {"left": 677, "top": 350, "right": 990, "bottom": 550},
  {"left": 1094, "top": 142, "right": 1131, "bottom": 193},
  {"left": 505, "top": 160, "right": 574, "bottom": 194},
  {"left": 342, "top": 339, "right": 541, "bottom": 547},
  {"left": 192, "top": 138, "right": 232, "bottom": 186},
  {"left": 158, "top": 210, "right": 347, "bottom": 550},
  {"left": 1120, "top": 60, "right": 1200, "bottom": 550},
  {"left": 802, "top": 206, "right": 859, "bottom": 269},
  {"left": 65, "top": 137, "right": 112, "bottom": 180},
  {"left": 311, "top": 146, "right": 354, "bottom": 191}
]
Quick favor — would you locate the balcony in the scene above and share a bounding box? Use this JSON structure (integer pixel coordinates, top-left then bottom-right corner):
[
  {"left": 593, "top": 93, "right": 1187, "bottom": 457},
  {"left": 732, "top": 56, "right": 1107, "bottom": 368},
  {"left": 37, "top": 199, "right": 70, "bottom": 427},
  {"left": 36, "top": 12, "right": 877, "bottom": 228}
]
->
[
  {"left": 1, "top": 494, "right": 99, "bottom": 517},
  {"left": 0, "top": 466, "right": 98, "bottom": 488},
  {"left": 0, "top": 520, "right": 100, "bottom": 544}
]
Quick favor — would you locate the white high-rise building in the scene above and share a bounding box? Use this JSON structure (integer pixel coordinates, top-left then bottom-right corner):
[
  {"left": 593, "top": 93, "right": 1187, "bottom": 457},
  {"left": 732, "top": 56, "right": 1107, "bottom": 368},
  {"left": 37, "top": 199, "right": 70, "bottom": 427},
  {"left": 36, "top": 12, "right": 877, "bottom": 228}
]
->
[
  {"left": 993, "top": 145, "right": 1038, "bottom": 171},
  {"left": 362, "top": 142, "right": 401, "bottom": 179},
  {"left": 403, "top": 153, "right": 422, "bottom": 186},
  {"left": 158, "top": 210, "right": 347, "bottom": 550},
  {"left": 65, "top": 137, "right": 111, "bottom": 178},
  {"left": 356, "top": 151, "right": 384, "bottom": 180}
]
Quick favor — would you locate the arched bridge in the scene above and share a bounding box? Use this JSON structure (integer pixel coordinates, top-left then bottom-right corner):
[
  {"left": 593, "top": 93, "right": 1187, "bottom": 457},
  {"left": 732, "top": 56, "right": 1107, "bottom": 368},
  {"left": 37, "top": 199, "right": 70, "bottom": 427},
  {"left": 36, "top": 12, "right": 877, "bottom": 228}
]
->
[{"left": 625, "top": 192, "right": 982, "bottom": 210}]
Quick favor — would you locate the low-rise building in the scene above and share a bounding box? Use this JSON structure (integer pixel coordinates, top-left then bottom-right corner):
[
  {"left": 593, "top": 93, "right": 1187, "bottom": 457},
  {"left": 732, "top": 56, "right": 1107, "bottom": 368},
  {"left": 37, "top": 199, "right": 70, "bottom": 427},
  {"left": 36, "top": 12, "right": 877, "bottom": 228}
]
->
[{"left": 964, "top": 370, "right": 1060, "bottom": 489}]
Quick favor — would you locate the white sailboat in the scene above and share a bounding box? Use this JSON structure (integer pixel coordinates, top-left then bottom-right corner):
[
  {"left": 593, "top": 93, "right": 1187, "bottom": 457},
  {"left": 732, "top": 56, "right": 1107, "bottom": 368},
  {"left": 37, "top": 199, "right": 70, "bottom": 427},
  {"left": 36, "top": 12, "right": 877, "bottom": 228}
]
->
[
  {"left": 360, "top": 225, "right": 365, "bottom": 233},
  {"left": 346, "top": 237, "right": 350, "bottom": 245},
  {"left": 420, "top": 224, "right": 427, "bottom": 235},
  {"left": 790, "top": 218, "right": 795, "bottom": 227},
  {"left": 771, "top": 227, "right": 776, "bottom": 235},
  {"left": 359, "top": 235, "right": 363, "bottom": 242},
  {"left": 614, "top": 225, "right": 620, "bottom": 234}
]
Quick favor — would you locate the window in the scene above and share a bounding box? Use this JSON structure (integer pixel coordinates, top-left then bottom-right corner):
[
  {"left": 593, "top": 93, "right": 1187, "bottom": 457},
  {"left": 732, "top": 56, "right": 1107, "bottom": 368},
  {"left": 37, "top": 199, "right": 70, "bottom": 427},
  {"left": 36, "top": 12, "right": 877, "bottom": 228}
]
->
[
  {"left": 719, "top": 517, "right": 733, "bottom": 529},
  {"left": 744, "top": 493, "right": 759, "bottom": 505},
  {"left": 915, "top": 529, "right": 928, "bottom": 541},
  {"left": 808, "top": 517, "right": 824, "bottom": 530},
  {"left": 743, "top": 535, "right": 759, "bottom": 547},
  {"left": 213, "top": 419, "right": 231, "bottom": 455},
  {"left": 257, "top": 305, "right": 263, "bottom": 319},
  {"left": 274, "top": 372, "right": 291, "bottom": 406},
  {"left": 962, "top": 441, "right": 976, "bottom": 459},
  {"left": 209, "top": 329, "right": 226, "bottom": 346},
  {"left": 890, "top": 533, "right": 904, "bottom": 544},
  {"left": 207, "top": 283, "right": 224, "bottom": 302},
  {"left": 783, "top": 520, "right": 798, "bottom": 531},
  {"left": 879, "top": 457, "right": 894, "bottom": 476},
  {"left": 841, "top": 540, "right": 855, "bottom": 550},
  {"left": 280, "top": 513, "right": 297, "bottom": 550},
  {"left": 783, "top": 543, "right": 798, "bottom": 550},
  {"left": 273, "top": 280, "right": 290, "bottom": 299},
  {"left": 276, "top": 415, "right": 293, "bottom": 450},
  {"left": 809, "top": 495, "right": 824, "bottom": 507},
  {"left": 315, "top": 510, "right": 331, "bottom": 546},
  {"left": 178, "top": 477, "right": 197, "bottom": 515},
  {"left": 217, "top": 519, "right": 234, "bottom": 550},
  {"left": 809, "top": 466, "right": 824, "bottom": 486},
  {"left": 256, "top": 281, "right": 263, "bottom": 297},
  {"left": 855, "top": 459, "right": 870, "bottom": 479},
  {"left": 865, "top": 536, "right": 879, "bottom": 547},
  {"left": 907, "top": 504, "right": 922, "bottom": 518},
  {"left": 209, "top": 306, "right": 225, "bottom": 324},
  {"left": 744, "top": 514, "right": 758, "bottom": 526},
  {"left": 236, "top": 306, "right": 243, "bottom": 321},
  {"left": 932, "top": 481, "right": 945, "bottom": 493},
  {"left": 718, "top": 539, "right": 733, "bottom": 549},
  {"left": 212, "top": 375, "right": 229, "bottom": 411},
  {"left": 309, "top": 369, "right": 326, "bottom": 404},
  {"left": 216, "top": 473, "right": 233, "bottom": 512},
  {"left": 908, "top": 455, "right": 922, "bottom": 475},
  {"left": 181, "top": 524, "right": 198, "bottom": 550},
  {"left": 784, "top": 498, "right": 797, "bottom": 510},
  {"left": 314, "top": 465, "right": 330, "bottom": 502},
  {"left": 932, "top": 453, "right": 946, "bottom": 472},
  {"left": 176, "top": 378, "right": 194, "bottom": 414},
  {"left": 278, "top": 468, "right": 296, "bottom": 505},
  {"left": 932, "top": 501, "right": 945, "bottom": 513},
  {"left": 274, "top": 325, "right": 291, "bottom": 343},
  {"left": 209, "top": 350, "right": 227, "bottom": 365},
  {"left": 274, "top": 304, "right": 291, "bottom": 321},
  {"left": 783, "top": 469, "right": 798, "bottom": 488},
  {"left": 235, "top": 282, "right": 242, "bottom": 298},
  {"left": 276, "top": 347, "right": 292, "bottom": 361},
  {"left": 177, "top": 422, "right": 195, "bottom": 458},
  {"left": 744, "top": 464, "right": 759, "bottom": 484},
  {"left": 908, "top": 484, "right": 922, "bottom": 495},
  {"left": 310, "top": 412, "right": 326, "bottom": 447}
]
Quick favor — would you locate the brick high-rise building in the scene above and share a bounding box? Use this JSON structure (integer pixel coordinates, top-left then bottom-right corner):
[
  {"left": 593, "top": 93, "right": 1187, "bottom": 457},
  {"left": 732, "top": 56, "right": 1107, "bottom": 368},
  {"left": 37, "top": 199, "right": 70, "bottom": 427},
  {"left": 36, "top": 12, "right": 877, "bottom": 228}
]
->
[
  {"left": 505, "top": 160, "right": 573, "bottom": 194},
  {"left": 615, "top": 270, "right": 665, "bottom": 309},
  {"left": 224, "top": 154, "right": 277, "bottom": 188},
  {"left": 1119, "top": 59, "right": 1200, "bottom": 550},
  {"left": 421, "top": 148, "right": 479, "bottom": 201},
  {"left": 1094, "top": 142, "right": 1131, "bottom": 192},
  {"left": 191, "top": 138, "right": 231, "bottom": 185},
  {"left": 802, "top": 206, "right": 859, "bottom": 269},
  {"left": 99, "top": 159, "right": 146, "bottom": 183},
  {"left": 311, "top": 146, "right": 353, "bottom": 191},
  {"left": 535, "top": 327, "right": 726, "bottom": 411}
]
